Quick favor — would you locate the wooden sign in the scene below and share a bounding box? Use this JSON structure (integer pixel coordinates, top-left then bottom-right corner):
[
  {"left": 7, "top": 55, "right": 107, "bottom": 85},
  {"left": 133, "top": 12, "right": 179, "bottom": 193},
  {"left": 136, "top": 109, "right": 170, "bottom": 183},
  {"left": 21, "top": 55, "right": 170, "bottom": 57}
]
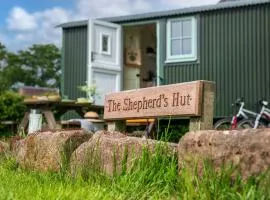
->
[{"left": 104, "top": 81, "right": 203, "bottom": 120}]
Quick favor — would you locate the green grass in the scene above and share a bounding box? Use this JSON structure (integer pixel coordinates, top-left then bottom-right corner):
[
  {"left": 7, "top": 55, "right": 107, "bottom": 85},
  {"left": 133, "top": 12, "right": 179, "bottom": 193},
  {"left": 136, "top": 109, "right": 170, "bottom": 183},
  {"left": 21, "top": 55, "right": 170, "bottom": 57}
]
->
[{"left": 0, "top": 145, "right": 270, "bottom": 200}]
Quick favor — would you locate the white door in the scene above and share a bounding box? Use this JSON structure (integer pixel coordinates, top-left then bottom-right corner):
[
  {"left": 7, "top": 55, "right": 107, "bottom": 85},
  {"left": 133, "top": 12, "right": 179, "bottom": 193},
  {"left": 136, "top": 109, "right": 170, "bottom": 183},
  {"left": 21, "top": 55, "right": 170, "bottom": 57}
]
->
[{"left": 87, "top": 19, "right": 122, "bottom": 106}]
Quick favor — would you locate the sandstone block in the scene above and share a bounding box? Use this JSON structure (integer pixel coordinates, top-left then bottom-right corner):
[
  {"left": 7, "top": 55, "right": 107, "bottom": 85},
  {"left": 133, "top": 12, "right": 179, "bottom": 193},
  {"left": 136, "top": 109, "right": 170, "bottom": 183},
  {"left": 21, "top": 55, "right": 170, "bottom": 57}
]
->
[
  {"left": 70, "top": 130, "right": 177, "bottom": 176},
  {"left": 0, "top": 141, "right": 9, "bottom": 154},
  {"left": 14, "top": 130, "right": 92, "bottom": 172},
  {"left": 178, "top": 128, "right": 270, "bottom": 179}
]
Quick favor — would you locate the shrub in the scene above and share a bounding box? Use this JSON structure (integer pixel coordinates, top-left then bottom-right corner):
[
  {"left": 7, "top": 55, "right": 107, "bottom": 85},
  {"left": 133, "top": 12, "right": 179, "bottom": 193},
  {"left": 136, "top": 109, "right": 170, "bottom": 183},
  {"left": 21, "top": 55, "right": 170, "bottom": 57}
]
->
[{"left": 0, "top": 90, "right": 26, "bottom": 124}]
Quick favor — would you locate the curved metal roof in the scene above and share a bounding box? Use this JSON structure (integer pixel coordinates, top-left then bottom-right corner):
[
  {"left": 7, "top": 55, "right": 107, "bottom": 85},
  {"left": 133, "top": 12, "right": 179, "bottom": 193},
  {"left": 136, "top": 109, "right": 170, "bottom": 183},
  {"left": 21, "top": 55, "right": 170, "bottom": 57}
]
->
[{"left": 57, "top": 0, "right": 270, "bottom": 28}]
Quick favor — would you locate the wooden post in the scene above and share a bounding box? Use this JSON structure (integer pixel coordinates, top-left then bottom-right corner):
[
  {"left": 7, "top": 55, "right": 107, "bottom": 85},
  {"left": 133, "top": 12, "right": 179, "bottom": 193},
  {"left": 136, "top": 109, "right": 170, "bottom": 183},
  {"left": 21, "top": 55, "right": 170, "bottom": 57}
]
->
[
  {"left": 18, "top": 111, "right": 30, "bottom": 132},
  {"left": 43, "top": 110, "right": 57, "bottom": 129},
  {"left": 189, "top": 81, "right": 215, "bottom": 131},
  {"left": 107, "top": 120, "right": 126, "bottom": 132}
]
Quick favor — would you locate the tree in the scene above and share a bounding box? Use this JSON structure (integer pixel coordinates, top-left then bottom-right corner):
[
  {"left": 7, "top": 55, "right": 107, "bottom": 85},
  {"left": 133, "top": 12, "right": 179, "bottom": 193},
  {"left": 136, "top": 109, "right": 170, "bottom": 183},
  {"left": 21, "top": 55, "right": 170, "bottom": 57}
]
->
[
  {"left": 0, "top": 43, "right": 10, "bottom": 91},
  {"left": 0, "top": 43, "right": 7, "bottom": 67},
  {"left": 0, "top": 43, "right": 61, "bottom": 91},
  {"left": 18, "top": 44, "right": 61, "bottom": 88}
]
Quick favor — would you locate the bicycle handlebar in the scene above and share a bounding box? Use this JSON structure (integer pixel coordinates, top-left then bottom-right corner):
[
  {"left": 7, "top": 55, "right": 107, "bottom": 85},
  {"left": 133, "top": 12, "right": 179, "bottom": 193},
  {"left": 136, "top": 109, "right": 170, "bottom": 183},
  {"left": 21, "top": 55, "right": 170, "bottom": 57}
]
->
[
  {"left": 232, "top": 97, "right": 244, "bottom": 107},
  {"left": 231, "top": 98, "right": 269, "bottom": 108},
  {"left": 259, "top": 99, "right": 269, "bottom": 107}
]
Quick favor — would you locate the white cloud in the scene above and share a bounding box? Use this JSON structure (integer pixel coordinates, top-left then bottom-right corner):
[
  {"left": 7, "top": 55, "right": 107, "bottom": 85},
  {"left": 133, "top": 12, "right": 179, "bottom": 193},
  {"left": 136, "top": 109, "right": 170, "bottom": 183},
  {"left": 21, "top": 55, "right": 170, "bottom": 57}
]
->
[
  {"left": 76, "top": 0, "right": 152, "bottom": 19},
  {"left": 7, "top": 7, "right": 37, "bottom": 31},
  {"left": 35, "top": 7, "right": 72, "bottom": 26},
  {"left": 15, "top": 33, "right": 32, "bottom": 41},
  {"left": 3, "top": 0, "right": 218, "bottom": 51},
  {"left": 161, "top": 0, "right": 219, "bottom": 7},
  {"left": 5, "top": 6, "right": 73, "bottom": 50}
]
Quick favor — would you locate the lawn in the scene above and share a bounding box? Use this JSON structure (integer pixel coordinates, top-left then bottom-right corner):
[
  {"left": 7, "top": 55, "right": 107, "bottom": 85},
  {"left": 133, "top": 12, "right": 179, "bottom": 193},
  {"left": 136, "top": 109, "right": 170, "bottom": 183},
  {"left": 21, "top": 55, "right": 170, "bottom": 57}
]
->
[{"left": 0, "top": 147, "right": 269, "bottom": 200}]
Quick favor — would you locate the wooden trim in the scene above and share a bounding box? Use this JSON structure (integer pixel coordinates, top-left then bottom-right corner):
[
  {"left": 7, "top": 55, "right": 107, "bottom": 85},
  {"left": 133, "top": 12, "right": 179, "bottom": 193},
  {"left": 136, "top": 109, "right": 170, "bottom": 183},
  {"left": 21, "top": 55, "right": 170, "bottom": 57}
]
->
[{"left": 166, "top": 16, "right": 197, "bottom": 63}]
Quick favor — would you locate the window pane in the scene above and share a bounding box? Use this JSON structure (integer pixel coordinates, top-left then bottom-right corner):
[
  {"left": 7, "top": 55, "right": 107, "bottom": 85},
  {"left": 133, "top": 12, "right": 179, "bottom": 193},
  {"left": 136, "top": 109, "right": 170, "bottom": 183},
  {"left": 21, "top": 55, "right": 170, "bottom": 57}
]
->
[
  {"left": 102, "top": 35, "right": 109, "bottom": 52},
  {"left": 182, "top": 20, "right": 192, "bottom": 37},
  {"left": 171, "top": 21, "right": 181, "bottom": 38},
  {"left": 171, "top": 39, "right": 181, "bottom": 55},
  {"left": 182, "top": 38, "right": 192, "bottom": 55}
]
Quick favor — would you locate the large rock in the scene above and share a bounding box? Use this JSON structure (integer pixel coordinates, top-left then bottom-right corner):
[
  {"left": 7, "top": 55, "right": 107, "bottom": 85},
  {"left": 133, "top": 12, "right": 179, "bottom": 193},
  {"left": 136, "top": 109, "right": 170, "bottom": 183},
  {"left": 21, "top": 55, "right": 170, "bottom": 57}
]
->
[
  {"left": 70, "top": 130, "right": 177, "bottom": 176},
  {"left": 14, "top": 129, "right": 92, "bottom": 171},
  {"left": 8, "top": 135, "right": 24, "bottom": 153},
  {"left": 0, "top": 141, "right": 9, "bottom": 154},
  {"left": 178, "top": 128, "right": 270, "bottom": 179}
]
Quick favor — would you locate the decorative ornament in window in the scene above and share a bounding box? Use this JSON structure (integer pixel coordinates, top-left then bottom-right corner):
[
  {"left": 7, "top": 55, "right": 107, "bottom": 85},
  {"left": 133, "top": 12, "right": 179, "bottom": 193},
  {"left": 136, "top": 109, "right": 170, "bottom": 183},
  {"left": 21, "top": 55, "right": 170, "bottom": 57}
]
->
[
  {"left": 100, "top": 33, "right": 111, "bottom": 55},
  {"left": 125, "top": 33, "right": 141, "bottom": 66}
]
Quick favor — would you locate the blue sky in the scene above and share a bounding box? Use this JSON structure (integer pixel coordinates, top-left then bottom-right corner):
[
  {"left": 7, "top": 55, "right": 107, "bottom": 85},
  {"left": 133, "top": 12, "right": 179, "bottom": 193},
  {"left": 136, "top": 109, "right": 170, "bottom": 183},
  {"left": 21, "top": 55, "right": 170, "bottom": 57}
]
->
[
  {"left": 0, "top": 0, "right": 218, "bottom": 51},
  {"left": 0, "top": 0, "right": 74, "bottom": 26}
]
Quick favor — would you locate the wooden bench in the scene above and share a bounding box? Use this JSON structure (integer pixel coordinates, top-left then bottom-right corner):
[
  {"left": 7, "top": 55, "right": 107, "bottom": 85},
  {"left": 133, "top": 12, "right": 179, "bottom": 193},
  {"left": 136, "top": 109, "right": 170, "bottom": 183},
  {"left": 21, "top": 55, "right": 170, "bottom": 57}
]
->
[
  {"left": 126, "top": 118, "right": 156, "bottom": 138},
  {"left": 0, "top": 120, "right": 18, "bottom": 133},
  {"left": 18, "top": 86, "right": 60, "bottom": 132},
  {"left": 60, "top": 120, "right": 81, "bottom": 129},
  {"left": 126, "top": 118, "right": 155, "bottom": 126},
  {"left": 19, "top": 86, "right": 60, "bottom": 101}
]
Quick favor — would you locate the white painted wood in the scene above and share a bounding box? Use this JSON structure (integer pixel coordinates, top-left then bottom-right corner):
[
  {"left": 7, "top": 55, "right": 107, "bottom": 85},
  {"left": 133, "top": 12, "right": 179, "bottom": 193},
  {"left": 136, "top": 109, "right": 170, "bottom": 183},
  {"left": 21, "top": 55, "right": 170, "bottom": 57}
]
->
[
  {"left": 166, "top": 16, "right": 197, "bottom": 63},
  {"left": 87, "top": 19, "right": 122, "bottom": 106},
  {"left": 156, "top": 21, "right": 161, "bottom": 86},
  {"left": 93, "top": 69, "right": 120, "bottom": 105}
]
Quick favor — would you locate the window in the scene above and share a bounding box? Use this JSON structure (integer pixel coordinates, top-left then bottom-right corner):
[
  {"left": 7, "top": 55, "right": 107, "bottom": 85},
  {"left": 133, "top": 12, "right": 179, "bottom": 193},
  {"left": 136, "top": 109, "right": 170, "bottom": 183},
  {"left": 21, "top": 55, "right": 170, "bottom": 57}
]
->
[
  {"left": 100, "top": 33, "right": 111, "bottom": 55},
  {"left": 166, "top": 17, "right": 197, "bottom": 63}
]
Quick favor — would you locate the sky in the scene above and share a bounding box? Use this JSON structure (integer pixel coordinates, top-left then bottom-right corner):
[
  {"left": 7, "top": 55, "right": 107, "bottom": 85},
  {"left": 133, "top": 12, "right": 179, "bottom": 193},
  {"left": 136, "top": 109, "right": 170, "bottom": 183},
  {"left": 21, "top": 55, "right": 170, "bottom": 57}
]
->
[{"left": 0, "top": 0, "right": 219, "bottom": 52}]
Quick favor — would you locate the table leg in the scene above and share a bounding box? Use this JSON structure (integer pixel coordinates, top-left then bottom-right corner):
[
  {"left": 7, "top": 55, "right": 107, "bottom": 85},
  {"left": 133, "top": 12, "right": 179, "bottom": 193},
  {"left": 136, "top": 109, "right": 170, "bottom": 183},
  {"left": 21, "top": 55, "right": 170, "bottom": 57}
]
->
[
  {"left": 43, "top": 110, "right": 57, "bottom": 129},
  {"left": 18, "top": 112, "right": 30, "bottom": 133}
]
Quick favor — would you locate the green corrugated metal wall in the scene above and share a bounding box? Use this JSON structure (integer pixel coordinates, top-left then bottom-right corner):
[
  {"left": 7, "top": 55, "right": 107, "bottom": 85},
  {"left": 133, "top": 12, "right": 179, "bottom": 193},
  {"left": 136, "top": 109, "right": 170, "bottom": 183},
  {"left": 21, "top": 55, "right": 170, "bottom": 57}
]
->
[
  {"left": 164, "top": 5, "right": 270, "bottom": 117},
  {"left": 61, "top": 26, "right": 88, "bottom": 119},
  {"left": 61, "top": 4, "right": 269, "bottom": 118},
  {"left": 62, "top": 26, "right": 88, "bottom": 100}
]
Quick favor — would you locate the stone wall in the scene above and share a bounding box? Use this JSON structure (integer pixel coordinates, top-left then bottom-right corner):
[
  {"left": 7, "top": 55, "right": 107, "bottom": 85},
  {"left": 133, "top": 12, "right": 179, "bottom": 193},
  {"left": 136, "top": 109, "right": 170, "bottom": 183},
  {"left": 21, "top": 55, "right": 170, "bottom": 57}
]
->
[{"left": 8, "top": 128, "right": 270, "bottom": 179}]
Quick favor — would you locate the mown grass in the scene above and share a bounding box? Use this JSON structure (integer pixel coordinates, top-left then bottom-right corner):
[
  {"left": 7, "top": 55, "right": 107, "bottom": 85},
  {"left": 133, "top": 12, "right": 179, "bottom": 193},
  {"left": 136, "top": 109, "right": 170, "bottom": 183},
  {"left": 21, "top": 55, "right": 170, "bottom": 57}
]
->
[{"left": 0, "top": 144, "right": 270, "bottom": 200}]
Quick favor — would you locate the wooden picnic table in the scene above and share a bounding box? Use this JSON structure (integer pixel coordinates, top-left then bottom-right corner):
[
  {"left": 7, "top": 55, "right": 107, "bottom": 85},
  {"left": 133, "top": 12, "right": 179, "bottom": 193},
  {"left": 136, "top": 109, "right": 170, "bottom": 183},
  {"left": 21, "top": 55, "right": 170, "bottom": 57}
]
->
[{"left": 18, "top": 100, "right": 104, "bottom": 131}]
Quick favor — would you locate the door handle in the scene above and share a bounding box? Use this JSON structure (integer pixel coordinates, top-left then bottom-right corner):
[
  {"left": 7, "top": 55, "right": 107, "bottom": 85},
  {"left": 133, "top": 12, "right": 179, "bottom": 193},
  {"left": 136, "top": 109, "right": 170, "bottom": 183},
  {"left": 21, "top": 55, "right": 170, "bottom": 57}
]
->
[
  {"left": 91, "top": 52, "right": 94, "bottom": 62},
  {"left": 136, "top": 73, "right": 140, "bottom": 77}
]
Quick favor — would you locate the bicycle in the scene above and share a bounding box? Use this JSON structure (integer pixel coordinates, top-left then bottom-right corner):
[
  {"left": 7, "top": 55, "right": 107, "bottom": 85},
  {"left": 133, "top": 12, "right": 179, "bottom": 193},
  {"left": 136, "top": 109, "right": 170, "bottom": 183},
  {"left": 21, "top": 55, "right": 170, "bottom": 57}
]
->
[
  {"left": 237, "top": 100, "right": 270, "bottom": 129},
  {"left": 214, "top": 98, "right": 264, "bottom": 130}
]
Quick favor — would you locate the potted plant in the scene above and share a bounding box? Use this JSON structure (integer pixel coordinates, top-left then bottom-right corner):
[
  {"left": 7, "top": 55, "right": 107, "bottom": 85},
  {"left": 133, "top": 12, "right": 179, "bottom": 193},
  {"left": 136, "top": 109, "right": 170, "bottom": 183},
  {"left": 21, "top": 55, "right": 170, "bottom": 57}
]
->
[{"left": 77, "top": 82, "right": 98, "bottom": 104}]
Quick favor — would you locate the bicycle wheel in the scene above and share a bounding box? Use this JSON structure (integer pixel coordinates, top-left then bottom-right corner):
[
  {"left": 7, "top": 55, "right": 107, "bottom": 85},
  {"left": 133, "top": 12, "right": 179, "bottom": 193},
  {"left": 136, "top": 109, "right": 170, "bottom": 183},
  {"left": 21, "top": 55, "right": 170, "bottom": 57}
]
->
[
  {"left": 237, "top": 119, "right": 253, "bottom": 129},
  {"left": 237, "top": 119, "right": 267, "bottom": 129},
  {"left": 214, "top": 118, "right": 232, "bottom": 130}
]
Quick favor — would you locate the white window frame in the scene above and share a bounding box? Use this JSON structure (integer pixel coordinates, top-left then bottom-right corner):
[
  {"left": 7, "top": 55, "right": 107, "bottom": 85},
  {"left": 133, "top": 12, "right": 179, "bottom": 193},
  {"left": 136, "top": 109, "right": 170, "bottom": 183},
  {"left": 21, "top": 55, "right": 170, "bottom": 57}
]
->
[
  {"left": 166, "top": 17, "right": 197, "bottom": 63},
  {"left": 100, "top": 33, "right": 111, "bottom": 55}
]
